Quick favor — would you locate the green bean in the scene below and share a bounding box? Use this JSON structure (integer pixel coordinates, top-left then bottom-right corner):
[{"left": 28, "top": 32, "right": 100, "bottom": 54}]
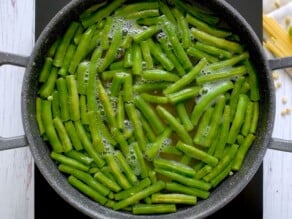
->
[
  {"left": 88, "top": 26, "right": 102, "bottom": 53},
  {"left": 232, "top": 134, "right": 255, "bottom": 171},
  {"left": 123, "top": 47, "right": 133, "bottom": 68},
  {"left": 152, "top": 193, "right": 197, "bottom": 205},
  {"left": 204, "top": 144, "right": 238, "bottom": 182},
  {"left": 140, "top": 93, "right": 169, "bottom": 104},
  {"left": 115, "top": 2, "right": 159, "bottom": 16},
  {"left": 203, "top": 52, "right": 249, "bottom": 72},
  {"left": 229, "top": 76, "right": 245, "bottom": 119},
  {"left": 140, "top": 40, "right": 154, "bottom": 69},
  {"left": 39, "top": 57, "right": 53, "bottom": 82},
  {"left": 50, "top": 152, "right": 88, "bottom": 171},
  {"left": 180, "top": 155, "right": 192, "bottom": 166},
  {"left": 110, "top": 61, "right": 125, "bottom": 71},
  {"left": 96, "top": 79, "right": 116, "bottom": 128},
  {"left": 66, "top": 75, "right": 80, "bottom": 121},
  {"left": 137, "top": 16, "right": 164, "bottom": 26},
  {"left": 155, "top": 168, "right": 210, "bottom": 191},
  {"left": 58, "top": 44, "right": 76, "bottom": 76},
  {"left": 68, "top": 176, "right": 107, "bottom": 205},
  {"left": 76, "top": 61, "right": 88, "bottom": 95},
  {"left": 132, "top": 43, "right": 143, "bottom": 75},
  {"left": 191, "top": 28, "right": 244, "bottom": 53},
  {"left": 126, "top": 9, "right": 160, "bottom": 20},
  {"left": 245, "top": 60, "right": 260, "bottom": 101},
  {"left": 36, "top": 97, "right": 45, "bottom": 136},
  {"left": 81, "top": 0, "right": 126, "bottom": 27},
  {"left": 132, "top": 142, "right": 148, "bottom": 178},
  {"left": 147, "top": 39, "right": 174, "bottom": 71},
  {"left": 166, "top": 182, "right": 210, "bottom": 199},
  {"left": 148, "top": 170, "right": 157, "bottom": 184},
  {"left": 161, "top": 145, "right": 183, "bottom": 156},
  {"left": 73, "top": 24, "right": 85, "bottom": 45},
  {"left": 195, "top": 165, "right": 212, "bottom": 180},
  {"left": 63, "top": 121, "right": 83, "bottom": 151},
  {"left": 240, "top": 81, "right": 250, "bottom": 94},
  {"left": 121, "top": 34, "right": 133, "bottom": 50},
  {"left": 65, "top": 150, "right": 93, "bottom": 166},
  {"left": 115, "top": 151, "right": 138, "bottom": 185},
  {"left": 163, "top": 58, "right": 207, "bottom": 95},
  {"left": 54, "top": 21, "right": 80, "bottom": 67},
  {"left": 123, "top": 73, "right": 133, "bottom": 102},
  {"left": 187, "top": 46, "right": 219, "bottom": 63},
  {"left": 74, "top": 121, "right": 105, "bottom": 167},
  {"left": 172, "top": 8, "right": 191, "bottom": 49},
  {"left": 134, "top": 82, "right": 171, "bottom": 93},
  {"left": 167, "top": 86, "right": 201, "bottom": 104},
  {"left": 227, "top": 94, "right": 249, "bottom": 144},
  {"left": 47, "top": 37, "right": 61, "bottom": 57},
  {"left": 95, "top": 110, "right": 117, "bottom": 146},
  {"left": 250, "top": 102, "right": 259, "bottom": 133},
  {"left": 176, "top": 141, "right": 218, "bottom": 167},
  {"left": 99, "top": 24, "right": 123, "bottom": 72},
  {"left": 138, "top": 116, "right": 155, "bottom": 143},
  {"left": 105, "top": 154, "right": 132, "bottom": 190},
  {"left": 237, "top": 134, "right": 245, "bottom": 145},
  {"left": 58, "top": 164, "right": 110, "bottom": 196},
  {"left": 116, "top": 94, "right": 125, "bottom": 131},
  {"left": 94, "top": 171, "right": 122, "bottom": 193},
  {"left": 133, "top": 26, "right": 161, "bottom": 43},
  {"left": 203, "top": 95, "right": 226, "bottom": 147},
  {"left": 38, "top": 67, "right": 58, "bottom": 98},
  {"left": 210, "top": 163, "right": 232, "bottom": 188},
  {"left": 56, "top": 78, "right": 70, "bottom": 121},
  {"left": 214, "top": 105, "right": 231, "bottom": 158},
  {"left": 41, "top": 100, "right": 63, "bottom": 153},
  {"left": 111, "top": 128, "right": 129, "bottom": 156},
  {"left": 186, "top": 14, "right": 231, "bottom": 38},
  {"left": 159, "top": 1, "right": 176, "bottom": 25},
  {"left": 132, "top": 204, "right": 176, "bottom": 215},
  {"left": 79, "top": 2, "right": 107, "bottom": 20},
  {"left": 196, "top": 66, "right": 247, "bottom": 85},
  {"left": 124, "top": 103, "right": 146, "bottom": 151},
  {"left": 142, "top": 69, "right": 179, "bottom": 82},
  {"left": 110, "top": 74, "right": 124, "bottom": 97},
  {"left": 53, "top": 117, "right": 72, "bottom": 152},
  {"left": 191, "top": 80, "right": 234, "bottom": 125},
  {"left": 69, "top": 25, "right": 95, "bottom": 74},
  {"left": 156, "top": 106, "right": 192, "bottom": 145},
  {"left": 161, "top": 16, "right": 192, "bottom": 70},
  {"left": 87, "top": 111, "right": 104, "bottom": 153},
  {"left": 193, "top": 107, "right": 214, "bottom": 146},
  {"left": 51, "top": 91, "right": 60, "bottom": 118},
  {"left": 241, "top": 100, "right": 254, "bottom": 136},
  {"left": 113, "top": 181, "right": 165, "bottom": 210},
  {"left": 171, "top": 0, "right": 219, "bottom": 26},
  {"left": 101, "top": 17, "right": 113, "bottom": 50},
  {"left": 158, "top": 37, "right": 186, "bottom": 76},
  {"left": 194, "top": 42, "right": 233, "bottom": 59},
  {"left": 154, "top": 158, "right": 196, "bottom": 177},
  {"left": 176, "top": 103, "right": 193, "bottom": 131},
  {"left": 145, "top": 128, "right": 172, "bottom": 160},
  {"left": 79, "top": 95, "right": 88, "bottom": 125},
  {"left": 114, "top": 178, "right": 151, "bottom": 201}
]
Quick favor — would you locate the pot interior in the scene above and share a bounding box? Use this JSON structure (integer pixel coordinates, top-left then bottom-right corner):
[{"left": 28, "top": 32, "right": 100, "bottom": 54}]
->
[{"left": 22, "top": 0, "right": 275, "bottom": 218}]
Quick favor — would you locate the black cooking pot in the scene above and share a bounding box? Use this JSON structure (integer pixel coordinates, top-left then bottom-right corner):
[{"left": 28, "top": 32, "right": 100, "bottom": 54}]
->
[{"left": 1, "top": 0, "right": 292, "bottom": 218}]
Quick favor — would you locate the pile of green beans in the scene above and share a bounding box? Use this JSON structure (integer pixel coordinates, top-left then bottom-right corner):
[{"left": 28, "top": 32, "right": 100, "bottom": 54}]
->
[{"left": 36, "top": 0, "right": 260, "bottom": 215}]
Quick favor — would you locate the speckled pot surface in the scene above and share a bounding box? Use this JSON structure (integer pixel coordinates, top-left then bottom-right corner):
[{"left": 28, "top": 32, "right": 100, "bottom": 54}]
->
[{"left": 21, "top": 0, "right": 274, "bottom": 218}]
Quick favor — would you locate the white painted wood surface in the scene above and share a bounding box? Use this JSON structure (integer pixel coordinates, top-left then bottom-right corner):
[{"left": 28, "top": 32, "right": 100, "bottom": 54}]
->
[
  {"left": 0, "top": 0, "right": 292, "bottom": 219},
  {"left": 0, "top": 0, "right": 34, "bottom": 219}
]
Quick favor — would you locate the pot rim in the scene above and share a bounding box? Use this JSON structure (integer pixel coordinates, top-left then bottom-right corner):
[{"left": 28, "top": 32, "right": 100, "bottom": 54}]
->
[{"left": 21, "top": 0, "right": 275, "bottom": 218}]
